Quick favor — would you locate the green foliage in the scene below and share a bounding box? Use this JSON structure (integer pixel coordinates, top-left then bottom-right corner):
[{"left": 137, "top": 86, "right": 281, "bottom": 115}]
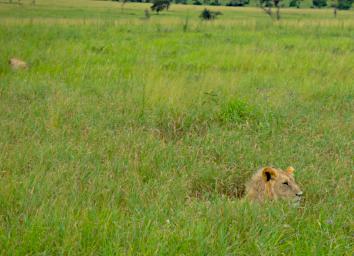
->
[
  {"left": 175, "top": 0, "right": 187, "bottom": 3},
  {"left": 289, "top": 0, "right": 302, "bottom": 7},
  {"left": 209, "top": 0, "right": 221, "bottom": 5},
  {"left": 312, "top": 0, "right": 327, "bottom": 7},
  {"left": 260, "top": 0, "right": 274, "bottom": 7},
  {"left": 334, "top": 0, "right": 353, "bottom": 9},
  {"left": 219, "top": 99, "right": 260, "bottom": 124},
  {"left": 226, "top": 0, "right": 250, "bottom": 6}
]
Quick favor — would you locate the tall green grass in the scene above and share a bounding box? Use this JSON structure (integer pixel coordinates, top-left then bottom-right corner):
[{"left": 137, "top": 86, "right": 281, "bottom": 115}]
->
[{"left": 0, "top": 1, "right": 353, "bottom": 255}]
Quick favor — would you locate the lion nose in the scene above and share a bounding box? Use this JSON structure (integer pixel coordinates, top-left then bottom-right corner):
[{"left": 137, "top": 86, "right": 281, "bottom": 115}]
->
[{"left": 296, "top": 191, "right": 303, "bottom": 197}]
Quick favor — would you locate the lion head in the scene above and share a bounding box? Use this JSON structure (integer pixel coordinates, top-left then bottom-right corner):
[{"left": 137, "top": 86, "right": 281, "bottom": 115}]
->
[{"left": 245, "top": 166, "right": 303, "bottom": 203}]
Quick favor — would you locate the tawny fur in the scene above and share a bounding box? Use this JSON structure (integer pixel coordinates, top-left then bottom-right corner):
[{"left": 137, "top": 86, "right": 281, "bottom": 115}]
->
[
  {"left": 245, "top": 166, "right": 302, "bottom": 203},
  {"left": 9, "top": 58, "right": 28, "bottom": 70}
]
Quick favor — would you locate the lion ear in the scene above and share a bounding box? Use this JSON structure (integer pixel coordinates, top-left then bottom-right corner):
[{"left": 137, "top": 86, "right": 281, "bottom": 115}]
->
[
  {"left": 262, "top": 167, "right": 277, "bottom": 182},
  {"left": 286, "top": 166, "right": 295, "bottom": 175}
]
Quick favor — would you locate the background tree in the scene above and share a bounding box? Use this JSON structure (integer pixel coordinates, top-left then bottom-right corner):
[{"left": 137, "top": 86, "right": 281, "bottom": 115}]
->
[
  {"left": 331, "top": 0, "right": 353, "bottom": 17},
  {"left": 259, "top": 0, "right": 282, "bottom": 20},
  {"left": 312, "top": 0, "right": 327, "bottom": 7},
  {"left": 339, "top": 0, "right": 353, "bottom": 9},
  {"left": 226, "top": 0, "right": 250, "bottom": 6},
  {"left": 210, "top": 0, "right": 221, "bottom": 5},
  {"left": 174, "top": 0, "right": 187, "bottom": 4},
  {"left": 331, "top": 0, "right": 338, "bottom": 16},
  {"left": 332, "top": 0, "right": 353, "bottom": 10},
  {"left": 289, "top": 0, "right": 302, "bottom": 8}
]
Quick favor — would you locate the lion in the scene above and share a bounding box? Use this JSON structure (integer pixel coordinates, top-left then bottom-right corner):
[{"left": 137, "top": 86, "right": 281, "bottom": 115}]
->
[
  {"left": 9, "top": 58, "right": 28, "bottom": 70},
  {"left": 245, "top": 166, "right": 303, "bottom": 203}
]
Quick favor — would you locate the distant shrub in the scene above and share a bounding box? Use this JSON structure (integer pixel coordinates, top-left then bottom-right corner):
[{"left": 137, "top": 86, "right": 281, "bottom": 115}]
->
[
  {"left": 226, "top": 0, "right": 249, "bottom": 6},
  {"left": 193, "top": 0, "right": 203, "bottom": 4},
  {"left": 151, "top": 0, "right": 171, "bottom": 13},
  {"left": 200, "top": 8, "right": 222, "bottom": 20},
  {"left": 312, "top": 0, "right": 327, "bottom": 7},
  {"left": 258, "top": 0, "right": 283, "bottom": 20}
]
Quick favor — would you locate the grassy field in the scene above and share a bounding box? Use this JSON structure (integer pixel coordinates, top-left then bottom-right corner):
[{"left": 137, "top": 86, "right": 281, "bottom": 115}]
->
[{"left": 0, "top": 0, "right": 353, "bottom": 255}]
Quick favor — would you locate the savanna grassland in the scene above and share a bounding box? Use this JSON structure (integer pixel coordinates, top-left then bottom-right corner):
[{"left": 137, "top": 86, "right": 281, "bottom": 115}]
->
[{"left": 0, "top": 0, "right": 353, "bottom": 254}]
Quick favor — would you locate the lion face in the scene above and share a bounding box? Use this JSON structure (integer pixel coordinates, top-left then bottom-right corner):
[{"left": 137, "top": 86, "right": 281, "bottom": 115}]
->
[{"left": 262, "top": 167, "right": 303, "bottom": 203}]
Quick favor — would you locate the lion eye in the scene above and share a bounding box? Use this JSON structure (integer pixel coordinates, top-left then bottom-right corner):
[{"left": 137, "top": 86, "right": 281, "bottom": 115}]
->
[{"left": 283, "top": 181, "right": 289, "bottom": 185}]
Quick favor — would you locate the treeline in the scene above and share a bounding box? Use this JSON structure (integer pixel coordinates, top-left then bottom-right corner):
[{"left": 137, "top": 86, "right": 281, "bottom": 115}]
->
[{"left": 113, "top": 0, "right": 353, "bottom": 9}]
